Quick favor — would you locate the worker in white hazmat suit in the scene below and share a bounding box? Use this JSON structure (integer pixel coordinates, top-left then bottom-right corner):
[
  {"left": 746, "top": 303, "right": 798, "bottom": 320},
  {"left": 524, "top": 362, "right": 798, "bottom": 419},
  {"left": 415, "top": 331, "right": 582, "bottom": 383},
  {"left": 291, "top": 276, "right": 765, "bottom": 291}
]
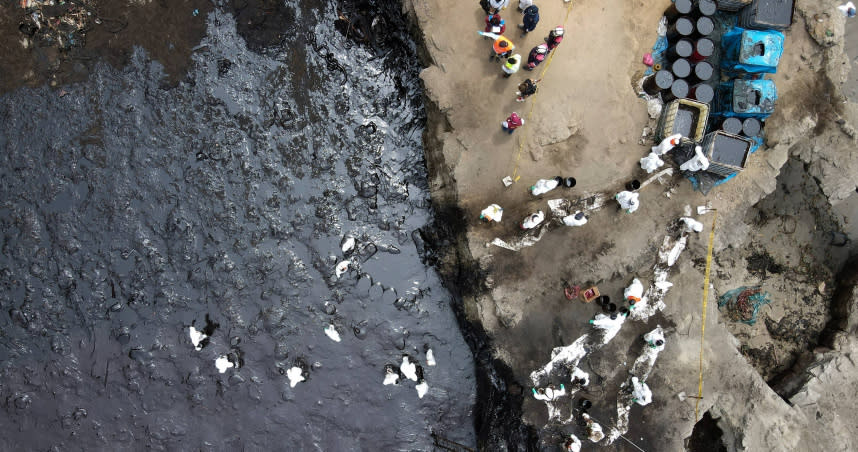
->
[
  {"left": 521, "top": 211, "right": 545, "bottom": 229},
  {"left": 615, "top": 191, "right": 640, "bottom": 213},
  {"left": 631, "top": 376, "right": 653, "bottom": 406},
  {"left": 562, "top": 211, "right": 587, "bottom": 227},
  {"left": 582, "top": 413, "right": 605, "bottom": 442},
  {"left": 532, "top": 384, "right": 566, "bottom": 401},
  {"left": 679, "top": 145, "right": 709, "bottom": 172},
  {"left": 643, "top": 327, "right": 666, "bottom": 351},
  {"left": 640, "top": 151, "right": 664, "bottom": 173},
  {"left": 564, "top": 434, "right": 582, "bottom": 452},
  {"left": 531, "top": 178, "right": 560, "bottom": 196},
  {"left": 624, "top": 278, "right": 644, "bottom": 304},
  {"left": 480, "top": 204, "right": 504, "bottom": 222},
  {"left": 680, "top": 217, "right": 703, "bottom": 232},
  {"left": 652, "top": 134, "right": 682, "bottom": 155},
  {"left": 570, "top": 367, "right": 590, "bottom": 388}
]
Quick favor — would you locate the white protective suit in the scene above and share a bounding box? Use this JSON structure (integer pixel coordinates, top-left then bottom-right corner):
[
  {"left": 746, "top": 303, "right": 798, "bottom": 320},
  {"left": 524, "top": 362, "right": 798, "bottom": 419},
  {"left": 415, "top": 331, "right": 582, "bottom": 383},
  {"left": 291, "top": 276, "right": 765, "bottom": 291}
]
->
[
  {"left": 615, "top": 191, "right": 640, "bottom": 213},
  {"left": 480, "top": 204, "right": 504, "bottom": 222},
  {"left": 652, "top": 133, "right": 682, "bottom": 155},
  {"left": 679, "top": 146, "right": 710, "bottom": 172},
  {"left": 562, "top": 212, "right": 588, "bottom": 227},
  {"left": 531, "top": 178, "right": 560, "bottom": 196},
  {"left": 640, "top": 151, "right": 665, "bottom": 173},
  {"left": 521, "top": 211, "right": 545, "bottom": 229}
]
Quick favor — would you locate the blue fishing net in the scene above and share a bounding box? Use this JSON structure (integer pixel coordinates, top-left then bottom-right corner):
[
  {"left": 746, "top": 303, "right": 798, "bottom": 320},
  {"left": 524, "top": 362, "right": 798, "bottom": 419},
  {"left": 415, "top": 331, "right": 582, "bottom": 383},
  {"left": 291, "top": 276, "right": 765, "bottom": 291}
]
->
[{"left": 717, "top": 286, "right": 771, "bottom": 325}]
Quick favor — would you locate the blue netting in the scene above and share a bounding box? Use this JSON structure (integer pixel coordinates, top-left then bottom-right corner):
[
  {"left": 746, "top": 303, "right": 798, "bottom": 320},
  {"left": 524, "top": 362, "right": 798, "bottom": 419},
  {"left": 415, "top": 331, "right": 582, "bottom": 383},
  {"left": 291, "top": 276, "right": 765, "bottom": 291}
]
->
[{"left": 717, "top": 286, "right": 771, "bottom": 325}]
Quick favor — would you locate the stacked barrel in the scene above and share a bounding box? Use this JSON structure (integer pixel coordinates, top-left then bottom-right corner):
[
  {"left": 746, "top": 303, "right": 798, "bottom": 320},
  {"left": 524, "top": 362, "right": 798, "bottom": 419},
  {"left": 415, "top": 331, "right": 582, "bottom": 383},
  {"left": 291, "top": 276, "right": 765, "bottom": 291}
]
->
[{"left": 643, "top": 0, "right": 716, "bottom": 105}]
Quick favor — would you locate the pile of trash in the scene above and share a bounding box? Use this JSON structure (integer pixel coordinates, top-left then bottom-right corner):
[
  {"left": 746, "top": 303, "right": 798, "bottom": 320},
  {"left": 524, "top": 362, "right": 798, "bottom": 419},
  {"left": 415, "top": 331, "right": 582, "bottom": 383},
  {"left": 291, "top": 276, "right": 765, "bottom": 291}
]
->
[
  {"left": 18, "top": 0, "right": 98, "bottom": 51},
  {"left": 717, "top": 286, "right": 771, "bottom": 325}
]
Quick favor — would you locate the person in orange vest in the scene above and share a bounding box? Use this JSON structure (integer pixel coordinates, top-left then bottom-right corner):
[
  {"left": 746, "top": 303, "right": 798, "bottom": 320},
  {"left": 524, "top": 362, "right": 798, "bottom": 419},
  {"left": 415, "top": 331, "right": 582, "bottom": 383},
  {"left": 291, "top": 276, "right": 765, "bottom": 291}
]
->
[{"left": 491, "top": 35, "right": 515, "bottom": 60}]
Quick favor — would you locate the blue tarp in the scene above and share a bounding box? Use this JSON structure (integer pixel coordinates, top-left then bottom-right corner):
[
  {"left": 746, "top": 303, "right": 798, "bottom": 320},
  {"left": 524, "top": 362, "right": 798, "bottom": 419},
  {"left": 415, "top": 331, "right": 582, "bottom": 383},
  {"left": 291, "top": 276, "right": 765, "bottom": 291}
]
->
[
  {"left": 721, "top": 27, "right": 785, "bottom": 74},
  {"left": 713, "top": 79, "right": 777, "bottom": 118}
]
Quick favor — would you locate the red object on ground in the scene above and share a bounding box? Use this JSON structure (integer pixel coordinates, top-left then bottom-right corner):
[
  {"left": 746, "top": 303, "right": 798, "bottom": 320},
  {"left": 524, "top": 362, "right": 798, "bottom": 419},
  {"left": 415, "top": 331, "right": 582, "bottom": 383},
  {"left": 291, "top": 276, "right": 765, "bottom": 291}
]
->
[
  {"left": 565, "top": 285, "right": 580, "bottom": 300},
  {"left": 642, "top": 53, "right": 654, "bottom": 66}
]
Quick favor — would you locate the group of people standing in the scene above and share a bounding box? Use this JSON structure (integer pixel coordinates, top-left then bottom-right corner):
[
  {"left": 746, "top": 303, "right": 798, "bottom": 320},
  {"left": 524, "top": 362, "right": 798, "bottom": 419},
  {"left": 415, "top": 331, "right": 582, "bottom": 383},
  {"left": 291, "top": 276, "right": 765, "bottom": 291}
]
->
[{"left": 477, "top": 1, "right": 566, "bottom": 134}]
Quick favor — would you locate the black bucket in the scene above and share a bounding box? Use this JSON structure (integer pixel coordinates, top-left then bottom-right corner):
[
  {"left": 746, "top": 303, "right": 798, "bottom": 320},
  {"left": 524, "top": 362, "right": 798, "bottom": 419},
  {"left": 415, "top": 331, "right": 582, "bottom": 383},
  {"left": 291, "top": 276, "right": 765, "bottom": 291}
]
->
[
  {"left": 578, "top": 398, "right": 593, "bottom": 409},
  {"left": 564, "top": 177, "right": 577, "bottom": 188},
  {"left": 554, "top": 176, "right": 564, "bottom": 186},
  {"left": 607, "top": 303, "right": 617, "bottom": 313},
  {"left": 625, "top": 180, "right": 641, "bottom": 191},
  {"left": 642, "top": 70, "right": 674, "bottom": 95}
]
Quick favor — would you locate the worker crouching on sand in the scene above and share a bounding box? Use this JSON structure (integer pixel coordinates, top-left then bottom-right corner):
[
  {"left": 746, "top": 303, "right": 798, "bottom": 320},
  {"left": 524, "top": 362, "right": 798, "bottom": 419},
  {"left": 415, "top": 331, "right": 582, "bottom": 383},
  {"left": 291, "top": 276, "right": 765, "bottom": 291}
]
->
[
  {"left": 485, "top": 13, "right": 506, "bottom": 34},
  {"left": 521, "top": 210, "right": 544, "bottom": 229},
  {"left": 502, "top": 112, "right": 524, "bottom": 134},
  {"left": 526, "top": 43, "right": 548, "bottom": 70},
  {"left": 615, "top": 190, "right": 640, "bottom": 213},
  {"left": 563, "top": 211, "right": 587, "bottom": 227}
]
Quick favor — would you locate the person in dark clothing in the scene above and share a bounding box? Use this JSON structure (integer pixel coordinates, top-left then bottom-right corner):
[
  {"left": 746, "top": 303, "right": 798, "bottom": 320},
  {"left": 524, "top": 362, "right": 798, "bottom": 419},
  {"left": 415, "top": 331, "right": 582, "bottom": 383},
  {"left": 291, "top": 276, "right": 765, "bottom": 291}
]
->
[
  {"left": 526, "top": 43, "right": 548, "bottom": 70},
  {"left": 518, "top": 5, "right": 539, "bottom": 35},
  {"left": 515, "top": 78, "right": 541, "bottom": 101},
  {"left": 480, "top": 0, "right": 492, "bottom": 14}
]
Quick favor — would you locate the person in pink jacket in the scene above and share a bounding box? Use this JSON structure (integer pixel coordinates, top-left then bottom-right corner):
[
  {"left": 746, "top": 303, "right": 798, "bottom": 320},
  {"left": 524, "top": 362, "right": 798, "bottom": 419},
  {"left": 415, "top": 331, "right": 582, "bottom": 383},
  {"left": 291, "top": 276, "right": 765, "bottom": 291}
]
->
[{"left": 501, "top": 112, "right": 524, "bottom": 133}]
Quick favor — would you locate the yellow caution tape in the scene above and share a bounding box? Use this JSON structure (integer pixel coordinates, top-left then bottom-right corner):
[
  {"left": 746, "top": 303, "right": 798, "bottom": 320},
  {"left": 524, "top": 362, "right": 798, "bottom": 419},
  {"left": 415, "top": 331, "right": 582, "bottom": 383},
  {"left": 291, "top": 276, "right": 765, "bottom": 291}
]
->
[{"left": 695, "top": 211, "right": 717, "bottom": 422}]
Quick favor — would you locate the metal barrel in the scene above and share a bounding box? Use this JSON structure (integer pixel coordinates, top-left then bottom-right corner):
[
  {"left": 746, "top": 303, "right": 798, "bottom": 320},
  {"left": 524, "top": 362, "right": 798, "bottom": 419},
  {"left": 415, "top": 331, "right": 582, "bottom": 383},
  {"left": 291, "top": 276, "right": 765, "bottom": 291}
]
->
[
  {"left": 666, "top": 38, "right": 694, "bottom": 60},
  {"left": 664, "top": 0, "right": 693, "bottom": 21},
  {"left": 662, "top": 79, "right": 689, "bottom": 102},
  {"left": 643, "top": 69, "right": 674, "bottom": 95},
  {"left": 690, "top": 37, "right": 714, "bottom": 62},
  {"left": 690, "top": 83, "right": 714, "bottom": 103},
  {"left": 666, "top": 17, "right": 695, "bottom": 41},
  {"left": 690, "top": 60, "right": 714, "bottom": 82},
  {"left": 720, "top": 117, "right": 743, "bottom": 135}
]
